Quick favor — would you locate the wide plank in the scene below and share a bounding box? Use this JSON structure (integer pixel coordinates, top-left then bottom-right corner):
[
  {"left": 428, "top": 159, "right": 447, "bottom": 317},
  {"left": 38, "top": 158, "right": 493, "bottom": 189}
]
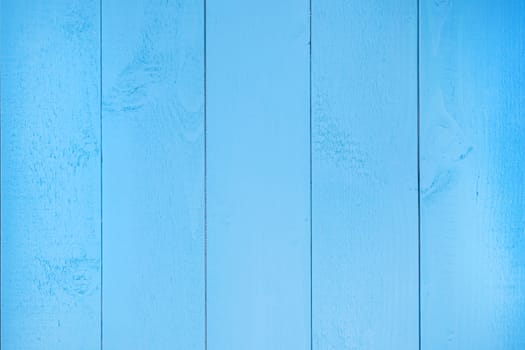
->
[
  {"left": 101, "top": 0, "right": 205, "bottom": 347},
  {"left": 420, "top": 1, "right": 525, "bottom": 348},
  {"left": 206, "top": 0, "right": 311, "bottom": 348},
  {"left": 1, "top": 1, "right": 101, "bottom": 348},
  {"left": 312, "top": 0, "right": 419, "bottom": 348}
]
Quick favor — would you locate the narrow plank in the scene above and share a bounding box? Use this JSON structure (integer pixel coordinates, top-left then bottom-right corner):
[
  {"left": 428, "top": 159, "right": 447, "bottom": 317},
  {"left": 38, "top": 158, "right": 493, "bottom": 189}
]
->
[
  {"left": 101, "top": 0, "right": 204, "bottom": 348},
  {"left": 312, "top": 0, "right": 419, "bottom": 348},
  {"left": 206, "top": 0, "right": 310, "bottom": 348},
  {"left": 421, "top": 1, "right": 525, "bottom": 348},
  {"left": 1, "top": 0, "right": 101, "bottom": 348}
]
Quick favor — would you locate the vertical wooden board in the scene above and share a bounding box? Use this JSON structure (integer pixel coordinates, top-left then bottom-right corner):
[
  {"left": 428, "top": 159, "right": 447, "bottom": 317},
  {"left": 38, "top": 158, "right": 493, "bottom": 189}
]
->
[
  {"left": 312, "top": 0, "right": 418, "bottom": 348},
  {"left": 101, "top": 0, "right": 204, "bottom": 348},
  {"left": 421, "top": 1, "right": 525, "bottom": 349},
  {"left": 206, "top": 0, "right": 310, "bottom": 348},
  {"left": 1, "top": 0, "right": 101, "bottom": 348}
]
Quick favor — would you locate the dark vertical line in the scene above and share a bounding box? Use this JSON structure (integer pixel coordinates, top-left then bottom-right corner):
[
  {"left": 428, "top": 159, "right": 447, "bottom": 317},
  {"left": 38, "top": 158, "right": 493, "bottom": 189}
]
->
[
  {"left": 203, "top": 0, "right": 207, "bottom": 348},
  {"left": 0, "top": 6, "right": 3, "bottom": 346},
  {"left": 417, "top": 0, "right": 421, "bottom": 349},
  {"left": 309, "top": 0, "right": 313, "bottom": 349},
  {"left": 100, "top": 0, "right": 103, "bottom": 349}
]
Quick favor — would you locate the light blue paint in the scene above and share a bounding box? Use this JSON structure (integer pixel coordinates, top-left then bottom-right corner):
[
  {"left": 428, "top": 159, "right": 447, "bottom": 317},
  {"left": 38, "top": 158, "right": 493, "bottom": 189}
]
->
[
  {"left": 1, "top": 1, "right": 524, "bottom": 348},
  {"left": 1, "top": 0, "right": 101, "bottom": 348},
  {"left": 421, "top": 1, "right": 525, "bottom": 348},
  {"left": 206, "top": 0, "right": 310, "bottom": 348},
  {"left": 102, "top": 0, "right": 204, "bottom": 348},
  {"left": 312, "top": 0, "right": 419, "bottom": 349}
]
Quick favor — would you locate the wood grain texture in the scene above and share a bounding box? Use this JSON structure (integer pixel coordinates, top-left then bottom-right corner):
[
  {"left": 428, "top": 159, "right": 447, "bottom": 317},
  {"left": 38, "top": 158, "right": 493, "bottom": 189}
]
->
[
  {"left": 206, "top": 0, "right": 310, "bottom": 348},
  {"left": 1, "top": 1, "right": 101, "bottom": 348},
  {"left": 421, "top": 1, "right": 525, "bottom": 348},
  {"left": 101, "top": 0, "right": 204, "bottom": 348},
  {"left": 311, "top": 0, "right": 419, "bottom": 348}
]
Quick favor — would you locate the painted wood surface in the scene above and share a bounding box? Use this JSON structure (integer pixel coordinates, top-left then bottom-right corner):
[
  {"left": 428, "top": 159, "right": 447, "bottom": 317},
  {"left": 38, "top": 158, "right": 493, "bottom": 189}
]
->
[
  {"left": 2, "top": 0, "right": 525, "bottom": 348},
  {"left": 420, "top": 1, "right": 525, "bottom": 349},
  {"left": 311, "top": 0, "right": 419, "bottom": 349},
  {"left": 206, "top": 0, "right": 311, "bottom": 348},
  {"left": 101, "top": 0, "right": 204, "bottom": 348},
  {"left": 1, "top": 0, "right": 101, "bottom": 348}
]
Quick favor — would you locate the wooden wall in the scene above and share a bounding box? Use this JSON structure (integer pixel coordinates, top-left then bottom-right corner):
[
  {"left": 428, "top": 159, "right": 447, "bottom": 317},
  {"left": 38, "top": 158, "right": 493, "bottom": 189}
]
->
[{"left": 1, "top": 0, "right": 524, "bottom": 348}]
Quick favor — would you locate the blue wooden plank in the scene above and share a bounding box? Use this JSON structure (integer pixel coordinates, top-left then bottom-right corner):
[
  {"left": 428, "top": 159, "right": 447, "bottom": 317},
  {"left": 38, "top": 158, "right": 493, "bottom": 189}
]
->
[
  {"left": 101, "top": 0, "right": 204, "bottom": 348},
  {"left": 421, "top": 1, "right": 525, "bottom": 348},
  {"left": 1, "top": 0, "right": 101, "bottom": 348},
  {"left": 312, "top": 0, "right": 419, "bottom": 348},
  {"left": 206, "top": 0, "right": 310, "bottom": 348}
]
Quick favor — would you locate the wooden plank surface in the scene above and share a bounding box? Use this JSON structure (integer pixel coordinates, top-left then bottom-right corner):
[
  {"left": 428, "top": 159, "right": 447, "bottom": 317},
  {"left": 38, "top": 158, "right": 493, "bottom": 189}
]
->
[
  {"left": 1, "top": 1, "right": 101, "bottom": 348},
  {"left": 101, "top": 0, "right": 204, "bottom": 348},
  {"left": 420, "top": 1, "right": 525, "bottom": 348},
  {"left": 206, "top": 0, "right": 311, "bottom": 348},
  {"left": 2, "top": 1, "right": 525, "bottom": 347},
  {"left": 311, "top": 0, "right": 419, "bottom": 348}
]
